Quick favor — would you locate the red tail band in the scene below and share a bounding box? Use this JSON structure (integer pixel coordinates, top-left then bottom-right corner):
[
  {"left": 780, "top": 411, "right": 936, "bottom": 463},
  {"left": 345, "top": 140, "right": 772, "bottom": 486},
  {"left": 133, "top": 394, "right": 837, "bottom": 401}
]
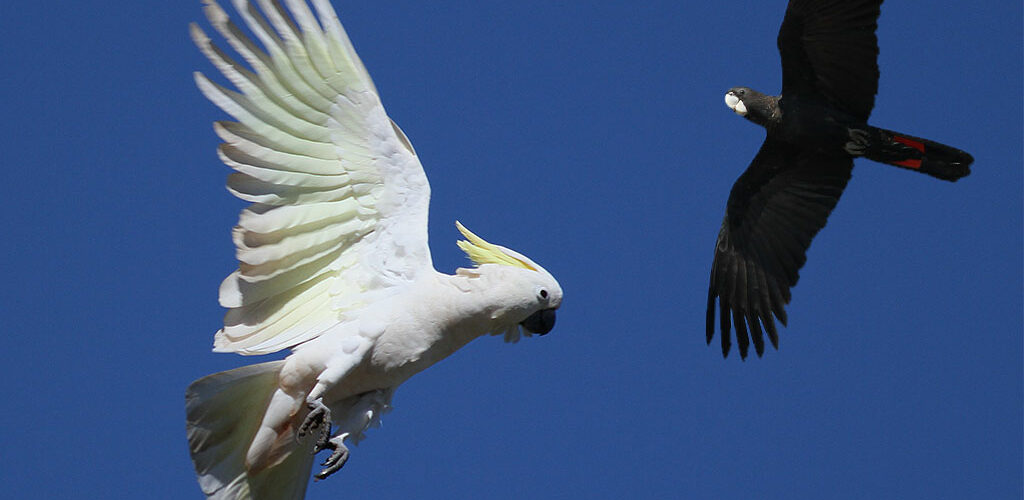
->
[
  {"left": 893, "top": 135, "right": 925, "bottom": 152},
  {"left": 892, "top": 135, "right": 925, "bottom": 169},
  {"left": 893, "top": 158, "right": 922, "bottom": 169}
]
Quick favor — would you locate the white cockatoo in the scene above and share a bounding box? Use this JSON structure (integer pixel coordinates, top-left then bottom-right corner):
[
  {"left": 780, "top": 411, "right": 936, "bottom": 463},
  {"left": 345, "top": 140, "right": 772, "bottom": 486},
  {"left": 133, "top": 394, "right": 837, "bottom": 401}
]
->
[{"left": 184, "top": 1, "right": 563, "bottom": 498}]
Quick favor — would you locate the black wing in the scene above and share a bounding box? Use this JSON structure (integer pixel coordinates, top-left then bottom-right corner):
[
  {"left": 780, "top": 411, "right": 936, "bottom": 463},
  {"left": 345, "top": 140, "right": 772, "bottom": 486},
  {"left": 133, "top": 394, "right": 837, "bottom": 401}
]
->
[
  {"left": 707, "top": 138, "right": 853, "bottom": 358},
  {"left": 778, "top": 0, "right": 882, "bottom": 121}
]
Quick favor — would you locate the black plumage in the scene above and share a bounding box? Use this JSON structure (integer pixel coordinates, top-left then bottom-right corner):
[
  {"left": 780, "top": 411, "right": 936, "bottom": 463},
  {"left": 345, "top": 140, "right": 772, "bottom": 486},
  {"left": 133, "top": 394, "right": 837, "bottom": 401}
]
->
[{"left": 707, "top": 0, "right": 973, "bottom": 359}]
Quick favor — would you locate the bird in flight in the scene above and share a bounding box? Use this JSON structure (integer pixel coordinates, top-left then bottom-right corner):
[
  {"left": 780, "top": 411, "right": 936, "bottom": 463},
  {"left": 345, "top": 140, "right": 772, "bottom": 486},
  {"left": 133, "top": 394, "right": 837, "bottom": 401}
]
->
[
  {"left": 706, "top": 0, "right": 973, "bottom": 359},
  {"left": 184, "top": 1, "right": 562, "bottom": 498}
]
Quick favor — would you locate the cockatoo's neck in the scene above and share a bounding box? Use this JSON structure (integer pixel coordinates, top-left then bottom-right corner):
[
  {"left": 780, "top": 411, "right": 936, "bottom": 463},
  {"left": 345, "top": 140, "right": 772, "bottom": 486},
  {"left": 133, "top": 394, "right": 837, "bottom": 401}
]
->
[
  {"left": 433, "top": 270, "right": 518, "bottom": 339},
  {"left": 347, "top": 266, "right": 549, "bottom": 390}
]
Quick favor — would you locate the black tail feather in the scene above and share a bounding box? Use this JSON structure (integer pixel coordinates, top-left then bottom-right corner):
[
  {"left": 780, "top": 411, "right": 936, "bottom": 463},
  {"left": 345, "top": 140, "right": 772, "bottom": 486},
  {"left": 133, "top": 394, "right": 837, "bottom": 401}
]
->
[{"left": 866, "top": 127, "right": 973, "bottom": 181}]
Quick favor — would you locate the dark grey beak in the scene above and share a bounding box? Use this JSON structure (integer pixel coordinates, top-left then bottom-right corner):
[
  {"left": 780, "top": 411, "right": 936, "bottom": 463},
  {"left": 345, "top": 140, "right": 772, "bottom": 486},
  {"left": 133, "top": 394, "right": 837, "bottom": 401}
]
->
[{"left": 521, "top": 309, "right": 556, "bottom": 335}]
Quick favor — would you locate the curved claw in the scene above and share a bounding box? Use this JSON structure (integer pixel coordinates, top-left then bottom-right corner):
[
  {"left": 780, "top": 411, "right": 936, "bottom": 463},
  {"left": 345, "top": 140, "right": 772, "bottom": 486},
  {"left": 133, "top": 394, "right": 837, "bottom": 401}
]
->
[
  {"left": 298, "top": 399, "right": 332, "bottom": 451},
  {"left": 313, "top": 433, "right": 333, "bottom": 454},
  {"left": 314, "top": 436, "right": 350, "bottom": 480}
]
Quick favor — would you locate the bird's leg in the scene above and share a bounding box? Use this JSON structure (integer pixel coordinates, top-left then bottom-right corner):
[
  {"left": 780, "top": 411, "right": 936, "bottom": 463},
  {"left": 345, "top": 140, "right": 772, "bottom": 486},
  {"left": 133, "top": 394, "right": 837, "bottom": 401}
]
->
[
  {"left": 309, "top": 389, "right": 395, "bottom": 480},
  {"left": 295, "top": 344, "right": 369, "bottom": 450},
  {"left": 298, "top": 398, "right": 332, "bottom": 452},
  {"left": 313, "top": 434, "right": 351, "bottom": 480}
]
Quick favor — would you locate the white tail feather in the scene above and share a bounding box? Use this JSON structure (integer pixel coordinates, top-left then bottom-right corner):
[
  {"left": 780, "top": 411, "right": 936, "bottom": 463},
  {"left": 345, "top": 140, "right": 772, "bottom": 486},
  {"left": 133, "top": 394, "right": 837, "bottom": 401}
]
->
[{"left": 186, "top": 361, "right": 316, "bottom": 500}]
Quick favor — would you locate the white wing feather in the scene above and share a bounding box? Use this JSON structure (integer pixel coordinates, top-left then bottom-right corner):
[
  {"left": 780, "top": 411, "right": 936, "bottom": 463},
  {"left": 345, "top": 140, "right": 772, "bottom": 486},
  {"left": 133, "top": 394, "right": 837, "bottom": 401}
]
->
[{"left": 193, "top": 0, "right": 432, "bottom": 355}]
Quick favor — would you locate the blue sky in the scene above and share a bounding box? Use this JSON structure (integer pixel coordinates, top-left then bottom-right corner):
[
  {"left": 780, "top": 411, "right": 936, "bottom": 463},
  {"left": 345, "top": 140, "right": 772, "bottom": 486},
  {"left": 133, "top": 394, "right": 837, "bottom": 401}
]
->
[{"left": 1, "top": 1, "right": 1020, "bottom": 498}]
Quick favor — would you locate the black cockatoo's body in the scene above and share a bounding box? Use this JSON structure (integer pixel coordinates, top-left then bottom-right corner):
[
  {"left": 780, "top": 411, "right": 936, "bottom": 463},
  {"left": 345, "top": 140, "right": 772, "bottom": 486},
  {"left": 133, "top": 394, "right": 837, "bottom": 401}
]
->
[{"left": 707, "top": 0, "right": 973, "bottom": 359}]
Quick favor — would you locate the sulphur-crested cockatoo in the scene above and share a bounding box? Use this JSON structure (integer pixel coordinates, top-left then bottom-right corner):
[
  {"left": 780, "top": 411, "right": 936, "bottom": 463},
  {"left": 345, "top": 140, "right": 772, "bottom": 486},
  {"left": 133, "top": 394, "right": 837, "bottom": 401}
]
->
[{"left": 184, "top": 1, "right": 563, "bottom": 498}]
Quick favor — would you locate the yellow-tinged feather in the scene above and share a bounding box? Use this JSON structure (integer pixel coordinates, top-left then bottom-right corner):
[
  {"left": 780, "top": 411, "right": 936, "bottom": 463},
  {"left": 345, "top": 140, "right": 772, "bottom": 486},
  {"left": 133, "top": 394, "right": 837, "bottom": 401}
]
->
[{"left": 455, "top": 221, "right": 536, "bottom": 271}]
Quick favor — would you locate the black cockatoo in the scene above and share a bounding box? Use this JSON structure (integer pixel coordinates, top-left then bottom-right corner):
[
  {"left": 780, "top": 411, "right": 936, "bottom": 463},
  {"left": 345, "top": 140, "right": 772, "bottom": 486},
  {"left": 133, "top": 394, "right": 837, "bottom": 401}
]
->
[{"left": 707, "top": 0, "right": 973, "bottom": 359}]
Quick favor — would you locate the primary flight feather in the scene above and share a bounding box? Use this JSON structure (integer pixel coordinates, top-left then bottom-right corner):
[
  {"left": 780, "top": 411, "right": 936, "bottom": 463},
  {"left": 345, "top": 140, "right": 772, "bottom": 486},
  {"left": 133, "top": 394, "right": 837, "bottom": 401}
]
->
[
  {"left": 707, "top": 0, "right": 973, "bottom": 359},
  {"left": 184, "top": 1, "right": 563, "bottom": 498}
]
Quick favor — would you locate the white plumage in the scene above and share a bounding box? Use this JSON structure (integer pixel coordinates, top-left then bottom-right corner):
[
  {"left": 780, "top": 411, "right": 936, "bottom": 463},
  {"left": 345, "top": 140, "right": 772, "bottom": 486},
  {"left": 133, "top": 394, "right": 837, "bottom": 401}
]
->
[{"left": 185, "top": 1, "right": 563, "bottom": 499}]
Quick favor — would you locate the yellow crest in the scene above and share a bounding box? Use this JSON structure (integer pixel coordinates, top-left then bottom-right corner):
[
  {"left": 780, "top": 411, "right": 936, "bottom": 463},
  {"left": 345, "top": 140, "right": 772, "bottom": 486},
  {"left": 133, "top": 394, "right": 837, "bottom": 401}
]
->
[{"left": 456, "top": 221, "right": 537, "bottom": 271}]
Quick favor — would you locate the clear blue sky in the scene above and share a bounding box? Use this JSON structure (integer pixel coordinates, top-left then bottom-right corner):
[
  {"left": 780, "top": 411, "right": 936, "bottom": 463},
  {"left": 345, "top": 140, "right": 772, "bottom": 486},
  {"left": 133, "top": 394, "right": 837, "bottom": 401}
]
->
[{"left": 1, "top": 1, "right": 1020, "bottom": 498}]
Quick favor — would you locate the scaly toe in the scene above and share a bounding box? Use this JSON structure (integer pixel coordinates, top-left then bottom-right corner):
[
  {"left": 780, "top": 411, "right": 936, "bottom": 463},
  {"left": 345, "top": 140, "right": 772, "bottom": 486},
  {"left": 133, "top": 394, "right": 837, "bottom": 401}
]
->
[
  {"left": 314, "top": 439, "right": 349, "bottom": 480},
  {"left": 298, "top": 399, "right": 332, "bottom": 449},
  {"left": 313, "top": 434, "right": 335, "bottom": 454}
]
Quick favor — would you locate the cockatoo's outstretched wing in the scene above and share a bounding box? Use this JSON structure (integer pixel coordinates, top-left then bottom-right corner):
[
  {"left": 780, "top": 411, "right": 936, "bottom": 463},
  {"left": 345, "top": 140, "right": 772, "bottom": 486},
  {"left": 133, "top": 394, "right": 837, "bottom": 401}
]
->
[{"left": 191, "top": 0, "right": 431, "bottom": 355}]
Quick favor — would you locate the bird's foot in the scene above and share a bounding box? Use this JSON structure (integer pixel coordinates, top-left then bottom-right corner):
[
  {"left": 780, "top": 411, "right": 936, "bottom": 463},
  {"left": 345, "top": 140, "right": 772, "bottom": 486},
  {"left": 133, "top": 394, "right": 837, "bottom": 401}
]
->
[
  {"left": 298, "top": 398, "right": 332, "bottom": 451},
  {"left": 313, "top": 435, "right": 350, "bottom": 480},
  {"left": 844, "top": 128, "right": 870, "bottom": 156}
]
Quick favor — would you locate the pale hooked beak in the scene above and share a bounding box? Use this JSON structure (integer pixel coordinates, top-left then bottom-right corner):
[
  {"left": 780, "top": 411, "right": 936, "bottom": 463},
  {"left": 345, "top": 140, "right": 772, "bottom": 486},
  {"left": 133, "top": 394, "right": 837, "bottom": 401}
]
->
[{"left": 724, "top": 92, "right": 747, "bottom": 116}]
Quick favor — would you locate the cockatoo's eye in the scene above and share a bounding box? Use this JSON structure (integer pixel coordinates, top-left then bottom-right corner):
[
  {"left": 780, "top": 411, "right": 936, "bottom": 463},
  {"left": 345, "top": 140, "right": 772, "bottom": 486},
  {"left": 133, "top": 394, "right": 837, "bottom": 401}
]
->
[{"left": 537, "top": 288, "right": 549, "bottom": 301}]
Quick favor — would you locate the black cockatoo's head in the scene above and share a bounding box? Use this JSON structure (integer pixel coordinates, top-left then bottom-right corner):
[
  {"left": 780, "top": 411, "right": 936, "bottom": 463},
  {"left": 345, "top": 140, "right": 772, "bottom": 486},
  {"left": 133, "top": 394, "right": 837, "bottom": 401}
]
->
[{"left": 724, "top": 87, "right": 777, "bottom": 127}]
